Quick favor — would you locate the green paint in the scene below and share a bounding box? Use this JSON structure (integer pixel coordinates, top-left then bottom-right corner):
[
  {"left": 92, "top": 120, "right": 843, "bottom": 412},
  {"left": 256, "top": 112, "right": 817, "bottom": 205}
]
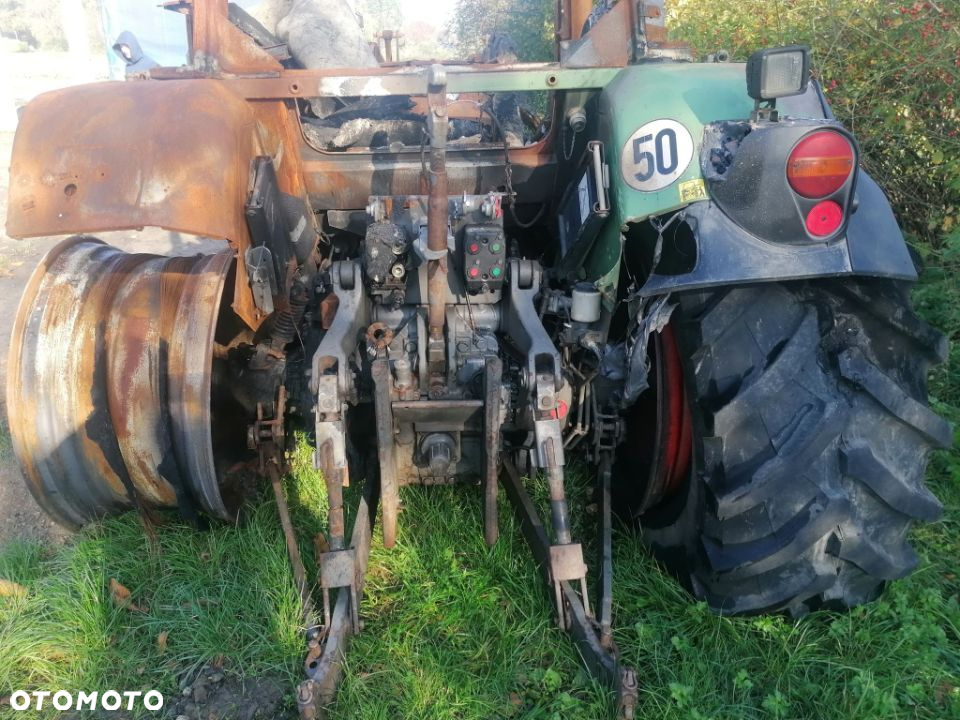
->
[
  {"left": 577, "top": 63, "right": 756, "bottom": 303},
  {"left": 447, "top": 66, "right": 620, "bottom": 93}
]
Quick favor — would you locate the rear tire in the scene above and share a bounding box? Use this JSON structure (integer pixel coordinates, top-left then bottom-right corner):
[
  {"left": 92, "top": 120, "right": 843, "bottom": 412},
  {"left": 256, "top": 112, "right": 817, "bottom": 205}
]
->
[{"left": 638, "top": 279, "right": 951, "bottom": 615}]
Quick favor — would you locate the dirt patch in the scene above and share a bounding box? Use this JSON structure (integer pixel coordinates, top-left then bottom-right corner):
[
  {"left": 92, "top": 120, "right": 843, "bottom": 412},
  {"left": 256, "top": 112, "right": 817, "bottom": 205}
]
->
[{"left": 168, "top": 666, "right": 296, "bottom": 720}]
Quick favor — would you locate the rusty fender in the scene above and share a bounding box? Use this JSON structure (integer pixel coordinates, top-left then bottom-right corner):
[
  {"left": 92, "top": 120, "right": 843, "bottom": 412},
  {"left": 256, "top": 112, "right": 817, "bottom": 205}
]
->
[{"left": 5, "top": 79, "right": 309, "bottom": 329}]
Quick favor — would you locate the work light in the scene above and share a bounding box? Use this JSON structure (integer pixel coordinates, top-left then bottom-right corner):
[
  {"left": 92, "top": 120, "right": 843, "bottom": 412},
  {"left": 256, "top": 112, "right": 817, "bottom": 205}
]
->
[{"left": 746, "top": 45, "right": 810, "bottom": 101}]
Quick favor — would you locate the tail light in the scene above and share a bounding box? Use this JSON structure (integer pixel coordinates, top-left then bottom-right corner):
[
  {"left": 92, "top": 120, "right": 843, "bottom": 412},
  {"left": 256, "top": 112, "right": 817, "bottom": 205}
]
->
[{"left": 786, "top": 131, "right": 855, "bottom": 199}]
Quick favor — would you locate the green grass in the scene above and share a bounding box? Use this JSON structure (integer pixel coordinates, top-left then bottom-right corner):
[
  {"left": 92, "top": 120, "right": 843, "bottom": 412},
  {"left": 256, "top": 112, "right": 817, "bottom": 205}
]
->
[{"left": 2, "top": 296, "right": 960, "bottom": 720}]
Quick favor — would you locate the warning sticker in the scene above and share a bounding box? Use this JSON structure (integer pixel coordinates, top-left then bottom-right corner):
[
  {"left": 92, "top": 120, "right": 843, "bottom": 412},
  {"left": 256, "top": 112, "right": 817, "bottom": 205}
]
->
[{"left": 678, "top": 178, "right": 708, "bottom": 204}]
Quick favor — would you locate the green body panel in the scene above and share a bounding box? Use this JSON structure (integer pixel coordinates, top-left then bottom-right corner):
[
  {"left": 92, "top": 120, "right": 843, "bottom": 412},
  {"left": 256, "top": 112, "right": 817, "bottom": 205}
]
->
[{"left": 580, "top": 63, "right": 756, "bottom": 305}]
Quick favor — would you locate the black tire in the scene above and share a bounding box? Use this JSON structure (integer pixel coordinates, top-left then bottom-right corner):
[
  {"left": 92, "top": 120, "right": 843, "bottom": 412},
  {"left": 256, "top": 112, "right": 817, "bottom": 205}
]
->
[{"left": 640, "top": 279, "right": 951, "bottom": 616}]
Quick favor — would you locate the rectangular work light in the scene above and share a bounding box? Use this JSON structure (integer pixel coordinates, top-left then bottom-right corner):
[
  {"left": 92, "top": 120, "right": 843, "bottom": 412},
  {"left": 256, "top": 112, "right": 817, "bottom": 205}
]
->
[{"left": 746, "top": 45, "right": 811, "bottom": 101}]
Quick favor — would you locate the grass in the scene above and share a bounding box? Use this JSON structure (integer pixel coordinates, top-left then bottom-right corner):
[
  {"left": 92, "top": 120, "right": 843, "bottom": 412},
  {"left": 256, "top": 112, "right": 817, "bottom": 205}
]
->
[{"left": 2, "top": 291, "right": 960, "bottom": 720}]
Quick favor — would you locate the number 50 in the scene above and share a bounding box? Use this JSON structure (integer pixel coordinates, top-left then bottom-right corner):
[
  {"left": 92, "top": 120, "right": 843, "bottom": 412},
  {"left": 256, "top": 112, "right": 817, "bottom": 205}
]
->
[{"left": 632, "top": 128, "right": 679, "bottom": 182}]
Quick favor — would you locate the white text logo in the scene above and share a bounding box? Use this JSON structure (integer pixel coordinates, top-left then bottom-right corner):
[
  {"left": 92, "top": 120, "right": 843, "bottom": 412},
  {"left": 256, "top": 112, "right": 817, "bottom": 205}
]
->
[{"left": 8, "top": 690, "right": 163, "bottom": 712}]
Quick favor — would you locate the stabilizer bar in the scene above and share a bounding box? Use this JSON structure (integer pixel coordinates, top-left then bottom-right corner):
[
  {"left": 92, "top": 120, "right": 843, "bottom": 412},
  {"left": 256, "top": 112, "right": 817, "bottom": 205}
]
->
[
  {"left": 297, "top": 477, "right": 379, "bottom": 719},
  {"left": 501, "top": 456, "right": 638, "bottom": 719}
]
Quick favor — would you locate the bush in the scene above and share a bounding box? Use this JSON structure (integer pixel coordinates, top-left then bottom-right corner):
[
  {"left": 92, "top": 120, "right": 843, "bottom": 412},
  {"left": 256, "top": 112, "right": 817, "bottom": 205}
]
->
[
  {"left": 446, "top": 0, "right": 555, "bottom": 61},
  {"left": 666, "top": 0, "right": 960, "bottom": 244}
]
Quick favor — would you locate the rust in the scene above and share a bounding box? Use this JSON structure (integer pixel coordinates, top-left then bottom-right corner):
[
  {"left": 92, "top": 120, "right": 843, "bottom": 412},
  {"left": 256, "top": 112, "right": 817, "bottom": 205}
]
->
[
  {"left": 6, "top": 237, "right": 240, "bottom": 527},
  {"left": 320, "top": 441, "right": 347, "bottom": 550},
  {"left": 365, "top": 322, "right": 394, "bottom": 351},
  {"left": 426, "top": 67, "right": 449, "bottom": 386},
  {"left": 319, "top": 294, "right": 340, "bottom": 329},
  {"left": 301, "top": 154, "right": 555, "bottom": 210},
  {"left": 570, "top": 0, "right": 592, "bottom": 39},
  {"left": 5, "top": 78, "right": 315, "bottom": 330},
  {"left": 190, "top": 0, "right": 281, "bottom": 74},
  {"left": 252, "top": 387, "right": 315, "bottom": 629},
  {"left": 560, "top": 1, "right": 636, "bottom": 68},
  {"left": 6, "top": 81, "right": 255, "bottom": 244}
]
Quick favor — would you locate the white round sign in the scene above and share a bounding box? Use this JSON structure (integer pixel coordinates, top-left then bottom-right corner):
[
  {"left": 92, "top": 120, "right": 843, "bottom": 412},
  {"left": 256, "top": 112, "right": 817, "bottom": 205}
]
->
[{"left": 620, "top": 119, "right": 695, "bottom": 192}]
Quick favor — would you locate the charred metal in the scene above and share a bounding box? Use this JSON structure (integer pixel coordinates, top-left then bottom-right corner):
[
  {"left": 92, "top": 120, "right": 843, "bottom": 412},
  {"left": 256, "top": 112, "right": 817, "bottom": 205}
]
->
[{"left": 3, "top": 2, "right": 938, "bottom": 720}]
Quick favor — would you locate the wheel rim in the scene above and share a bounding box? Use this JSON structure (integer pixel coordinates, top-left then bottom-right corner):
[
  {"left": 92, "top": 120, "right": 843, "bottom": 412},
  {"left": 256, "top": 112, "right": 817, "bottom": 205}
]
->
[
  {"left": 625, "top": 323, "right": 693, "bottom": 514},
  {"left": 7, "top": 236, "right": 241, "bottom": 527}
]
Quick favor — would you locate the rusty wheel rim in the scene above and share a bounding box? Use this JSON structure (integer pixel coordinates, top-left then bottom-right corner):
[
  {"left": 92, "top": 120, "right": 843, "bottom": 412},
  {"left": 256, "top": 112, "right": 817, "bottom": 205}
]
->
[{"left": 7, "top": 236, "right": 237, "bottom": 526}]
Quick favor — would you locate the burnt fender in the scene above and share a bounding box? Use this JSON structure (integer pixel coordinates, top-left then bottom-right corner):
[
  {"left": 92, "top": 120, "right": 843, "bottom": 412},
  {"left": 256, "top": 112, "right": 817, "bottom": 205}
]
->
[
  {"left": 5, "top": 79, "right": 311, "bottom": 328},
  {"left": 639, "top": 169, "right": 916, "bottom": 296},
  {"left": 6, "top": 80, "right": 257, "bottom": 243}
]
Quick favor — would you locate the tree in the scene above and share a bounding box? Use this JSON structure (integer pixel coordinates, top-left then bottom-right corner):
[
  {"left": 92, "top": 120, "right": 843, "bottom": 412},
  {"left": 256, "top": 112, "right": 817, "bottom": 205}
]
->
[{"left": 444, "top": 0, "right": 555, "bottom": 61}]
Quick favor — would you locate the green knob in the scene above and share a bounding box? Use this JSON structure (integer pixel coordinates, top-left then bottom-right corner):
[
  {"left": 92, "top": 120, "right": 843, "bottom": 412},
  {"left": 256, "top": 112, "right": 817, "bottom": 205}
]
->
[
  {"left": 491, "top": 243, "right": 502, "bottom": 253},
  {"left": 491, "top": 266, "right": 502, "bottom": 278}
]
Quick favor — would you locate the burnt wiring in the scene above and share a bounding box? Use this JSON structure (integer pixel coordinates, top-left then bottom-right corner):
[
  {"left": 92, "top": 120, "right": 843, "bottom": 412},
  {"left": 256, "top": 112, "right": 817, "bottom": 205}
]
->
[
  {"left": 297, "top": 95, "right": 549, "bottom": 231},
  {"left": 649, "top": 211, "right": 686, "bottom": 272}
]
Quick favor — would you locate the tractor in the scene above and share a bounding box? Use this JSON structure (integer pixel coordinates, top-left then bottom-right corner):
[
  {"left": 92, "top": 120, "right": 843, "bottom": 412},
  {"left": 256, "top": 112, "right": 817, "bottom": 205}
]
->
[{"left": 4, "top": 1, "right": 950, "bottom": 717}]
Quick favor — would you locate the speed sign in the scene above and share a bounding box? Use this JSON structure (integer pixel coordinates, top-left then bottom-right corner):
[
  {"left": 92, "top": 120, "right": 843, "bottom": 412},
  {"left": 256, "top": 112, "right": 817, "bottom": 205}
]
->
[{"left": 620, "top": 119, "right": 695, "bottom": 192}]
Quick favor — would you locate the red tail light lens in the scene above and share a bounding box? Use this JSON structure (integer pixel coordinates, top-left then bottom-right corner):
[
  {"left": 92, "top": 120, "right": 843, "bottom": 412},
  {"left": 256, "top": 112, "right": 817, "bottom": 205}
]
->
[
  {"left": 805, "top": 200, "right": 843, "bottom": 236},
  {"left": 787, "top": 131, "right": 855, "bottom": 198}
]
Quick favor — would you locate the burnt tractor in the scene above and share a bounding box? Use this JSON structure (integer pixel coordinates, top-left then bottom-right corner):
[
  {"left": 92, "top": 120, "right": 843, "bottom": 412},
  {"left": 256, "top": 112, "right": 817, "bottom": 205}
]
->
[{"left": 5, "top": 1, "right": 950, "bottom": 717}]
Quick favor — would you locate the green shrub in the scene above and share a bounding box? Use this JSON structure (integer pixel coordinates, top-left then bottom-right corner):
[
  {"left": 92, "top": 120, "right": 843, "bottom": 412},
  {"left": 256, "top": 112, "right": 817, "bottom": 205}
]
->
[
  {"left": 446, "top": 0, "right": 555, "bottom": 61},
  {"left": 667, "top": 0, "right": 960, "bottom": 244}
]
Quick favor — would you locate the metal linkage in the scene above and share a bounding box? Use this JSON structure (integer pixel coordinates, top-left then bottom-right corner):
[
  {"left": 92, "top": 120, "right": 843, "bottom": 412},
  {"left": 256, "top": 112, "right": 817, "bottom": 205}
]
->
[
  {"left": 483, "top": 358, "right": 504, "bottom": 545},
  {"left": 425, "top": 64, "right": 450, "bottom": 393},
  {"left": 298, "top": 477, "right": 379, "bottom": 720},
  {"left": 312, "top": 260, "right": 370, "bottom": 634},
  {"left": 500, "top": 259, "right": 636, "bottom": 716},
  {"left": 503, "top": 259, "right": 588, "bottom": 628},
  {"left": 249, "top": 387, "right": 315, "bottom": 630},
  {"left": 372, "top": 358, "right": 400, "bottom": 548},
  {"left": 597, "top": 451, "right": 615, "bottom": 649},
  {"left": 501, "top": 456, "right": 637, "bottom": 719},
  {"left": 249, "top": 386, "right": 377, "bottom": 720},
  {"left": 563, "top": 363, "right": 594, "bottom": 450},
  {"left": 296, "top": 259, "right": 384, "bottom": 719}
]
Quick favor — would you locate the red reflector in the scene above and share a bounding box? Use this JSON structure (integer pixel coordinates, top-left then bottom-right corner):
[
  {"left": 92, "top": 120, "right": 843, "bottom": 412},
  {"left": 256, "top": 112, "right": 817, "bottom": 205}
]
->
[
  {"left": 805, "top": 200, "right": 843, "bottom": 236},
  {"left": 550, "top": 400, "right": 569, "bottom": 421},
  {"left": 787, "top": 131, "right": 854, "bottom": 199}
]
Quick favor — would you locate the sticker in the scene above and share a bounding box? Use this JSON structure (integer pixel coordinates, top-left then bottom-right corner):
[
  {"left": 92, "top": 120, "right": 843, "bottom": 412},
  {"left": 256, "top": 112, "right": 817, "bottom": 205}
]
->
[
  {"left": 620, "top": 119, "right": 695, "bottom": 192},
  {"left": 678, "top": 178, "right": 708, "bottom": 203},
  {"left": 577, "top": 172, "right": 590, "bottom": 222}
]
